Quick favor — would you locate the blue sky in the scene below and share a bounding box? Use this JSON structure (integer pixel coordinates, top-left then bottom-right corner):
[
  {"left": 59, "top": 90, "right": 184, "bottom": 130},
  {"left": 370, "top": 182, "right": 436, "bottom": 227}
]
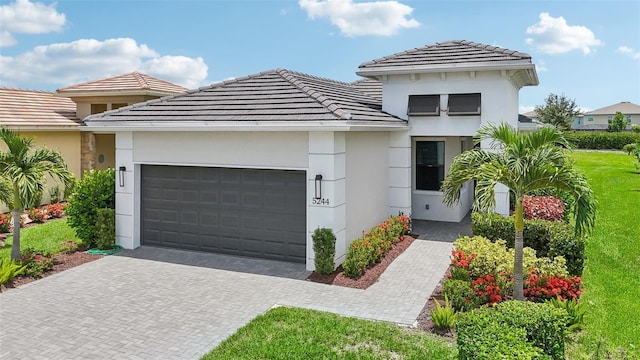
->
[{"left": 1, "top": 0, "right": 638, "bottom": 113}]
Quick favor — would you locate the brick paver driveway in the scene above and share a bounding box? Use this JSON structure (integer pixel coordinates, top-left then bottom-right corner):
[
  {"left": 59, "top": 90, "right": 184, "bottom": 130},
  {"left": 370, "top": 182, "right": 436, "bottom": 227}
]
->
[{"left": 0, "top": 239, "right": 452, "bottom": 360}]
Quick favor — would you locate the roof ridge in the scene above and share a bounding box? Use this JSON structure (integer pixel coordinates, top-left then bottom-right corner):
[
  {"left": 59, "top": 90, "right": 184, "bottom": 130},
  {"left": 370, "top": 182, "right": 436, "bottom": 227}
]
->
[
  {"left": 0, "top": 87, "right": 55, "bottom": 94},
  {"left": 276, "top": 69, "right": 349, "bottom": 120},
  {"left": 132, "top": 72, "right": 151, "bottom": 90}
]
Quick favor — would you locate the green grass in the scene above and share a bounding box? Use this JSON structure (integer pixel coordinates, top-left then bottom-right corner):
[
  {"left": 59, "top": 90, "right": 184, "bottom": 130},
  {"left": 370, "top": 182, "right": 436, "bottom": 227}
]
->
[
  {"left": 201, "top": 307, "right": 456, "bottom": 360},
  {"left": 568, "top": 151, "right": 640, "bottom": 358},
  {"left": 0, "top": 219, "right": 80, "bottom": 260}
]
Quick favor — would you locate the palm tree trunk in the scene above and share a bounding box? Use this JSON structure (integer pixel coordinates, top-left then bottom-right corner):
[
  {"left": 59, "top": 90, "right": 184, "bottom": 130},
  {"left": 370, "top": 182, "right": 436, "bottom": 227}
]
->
[
  {"left": 513, "top": 197, "right": 525, "bottom": 300},
  {"left": 10, "top": 209, "right": 21, "bottom": 260}
]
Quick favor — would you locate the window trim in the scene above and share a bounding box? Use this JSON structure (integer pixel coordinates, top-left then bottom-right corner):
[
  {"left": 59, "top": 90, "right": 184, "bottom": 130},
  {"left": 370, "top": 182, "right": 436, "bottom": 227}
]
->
[
  {"left": 407, "top": 94, "right": 440, "bottom": 116},
  {"left": 447, "top": 93, "right": 481, "bottom": 116},
  {"left": 415, "top": 140, "right": 445, "bottom": 192}
]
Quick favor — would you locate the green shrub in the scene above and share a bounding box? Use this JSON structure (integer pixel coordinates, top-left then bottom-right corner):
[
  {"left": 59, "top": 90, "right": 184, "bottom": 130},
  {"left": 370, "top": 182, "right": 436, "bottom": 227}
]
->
[
  {"left": 48, "top": 185, "right": 61, "bottom": 204},
  {"left": 565, "top": 131, "right": 640, "bottom": 150},
  {"left": 65, "top": 168, "right": 115, "bottom": 248},
  {"left": 95, "top": 208, "right": 116, "bottom": 250},
  {"left": 453, "top": 236, "right": 568, "bottom": 278},
  {"left": 457, "top": 307, "right": 548, "bottom": 360},
  {"left": 471, "top": 212, "right": 585, "bottom": 275},
  {"left": 632, "top": 125, "right": 640, "bottom": 133},
  {"left": 493, "top": 301, "right": 568, "bottom": 359},
  {"left": 457, "top": 301, "right": 567, "bottom": 360},
  {"left": 442, "top": 279, "right": 478, "bottom": 311},
  {"left": 0, "top": 258, "right": 25, "bottom": 288},
  {"left": 342, "top": 214, "right": 410, "bottom": 278},
  {"left": 546, "top": 297, "right": 586, "bottom": 332},
  {"left": 20, "top": 248, "right": 55, "bottom": 278},
  {"left": 431, "top": 294, "right": 457, "bottom": 331},
  {"left": 312, "top": 227, "right": 336, "bottom": 275}
]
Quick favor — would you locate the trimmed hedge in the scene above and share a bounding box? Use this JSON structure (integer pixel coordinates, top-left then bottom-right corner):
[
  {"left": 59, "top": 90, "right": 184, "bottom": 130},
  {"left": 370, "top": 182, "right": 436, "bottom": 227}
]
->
[
  {"left": 342, "top": 214, "right": 410, "bottom": 278},
  {"left": 457, "top": 301, "right": 567, "bottom": 360},
  {"left": 472, "top": 212, "right": 585, "bottom": 276},
  {"left": 566, "top": 131, "right": 640, "bottom": 150},
  {"left": 312, "top": 227, "right": 336, "bottom": 275}
]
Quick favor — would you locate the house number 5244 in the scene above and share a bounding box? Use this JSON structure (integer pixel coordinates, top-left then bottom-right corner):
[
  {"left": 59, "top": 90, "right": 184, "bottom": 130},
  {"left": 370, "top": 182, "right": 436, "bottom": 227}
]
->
[{"left": 312, "top": 198, "right": 330, "bottom": 205}]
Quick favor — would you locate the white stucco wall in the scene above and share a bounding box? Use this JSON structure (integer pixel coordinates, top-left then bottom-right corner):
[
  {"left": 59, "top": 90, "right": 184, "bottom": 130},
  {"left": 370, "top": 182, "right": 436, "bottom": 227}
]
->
[
  {"left": 133, "top": 132, "right": 309, "bottom": 169},
  {"left": 345, "top": 132, "right": 390, "bottom": 246},
  {"left": 381, "top": 70, "right": 521, "bottom": 221}
]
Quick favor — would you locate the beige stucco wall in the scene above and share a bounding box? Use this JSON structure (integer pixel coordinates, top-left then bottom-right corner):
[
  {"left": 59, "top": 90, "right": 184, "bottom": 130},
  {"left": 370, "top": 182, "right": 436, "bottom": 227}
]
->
[
  {"left": 74, "top": 95, "right": 157, "bottom": 119},
  {"left": 586, "top": 113, "right": 639, "bottom": 126},
  {"left": 95, "top": 134, "right": 115, "bottom": 170},
  {"left": 0, "top": 130, "right": 80, "bottom": 212},
  {"left": 345, "top": 132, "right": 390, "bottom": 242}
]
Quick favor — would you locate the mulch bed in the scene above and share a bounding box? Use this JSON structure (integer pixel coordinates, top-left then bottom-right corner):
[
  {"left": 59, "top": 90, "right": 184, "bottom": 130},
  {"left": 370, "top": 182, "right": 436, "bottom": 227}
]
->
[
  {"left": 415, "top": 265, "right": 456, "bottom": 337},
  {"left": 0, "top": 250, "right": 102, "bottom": 292},
  {"left": 307, "top": 235, "right": 416, "bottom": 289}
]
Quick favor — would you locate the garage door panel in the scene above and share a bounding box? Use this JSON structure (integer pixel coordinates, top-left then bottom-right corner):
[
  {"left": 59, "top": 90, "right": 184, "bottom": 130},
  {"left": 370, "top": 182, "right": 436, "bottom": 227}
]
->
[{"left": 142, "top": 165, "right": 306, "bottom": 263}]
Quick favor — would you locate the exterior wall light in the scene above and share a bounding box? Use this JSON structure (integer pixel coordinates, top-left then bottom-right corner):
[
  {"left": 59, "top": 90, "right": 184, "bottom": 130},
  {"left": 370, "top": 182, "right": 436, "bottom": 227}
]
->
[
  {"left": 314, "top": 174, "right": 323, "bottom": 199},
  {"left": 118, "top": 166, "right": 126, "bottom": 187}
]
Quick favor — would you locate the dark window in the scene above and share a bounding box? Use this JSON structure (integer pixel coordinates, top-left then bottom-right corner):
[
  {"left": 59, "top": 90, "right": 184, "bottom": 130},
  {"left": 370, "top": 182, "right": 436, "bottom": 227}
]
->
[
  {"left": 416, "top": 141, "right": 444, "bottom": 191},
  {"left": 112, "top": 103, "right": 128, "bottom": 110},
  {"left": 408, "top": 95, "right": 440, "bottom": 116},
  {"left": 448, "top": 93, "right": 481, "bottom": 115},
  {"left": 90, "top": 104, "right": 108, "bottom": 115}
]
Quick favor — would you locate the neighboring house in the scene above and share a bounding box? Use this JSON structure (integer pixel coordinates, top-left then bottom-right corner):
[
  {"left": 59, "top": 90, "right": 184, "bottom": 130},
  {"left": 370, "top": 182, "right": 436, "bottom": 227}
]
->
[
  {"left": 0, "top": 88, "right": 82, "bottom": 208},
  {"left": 0, "top": 73, "right": 187, "bottom": 211},
  {"left": 84, "top": 40, "right": 539, "bottom": 270},
  {"left": 56, "top": 72, "right": 188, "bottom": 173},
  {"left": 576, "top": 101, "right": 640, "bottom": 130}
]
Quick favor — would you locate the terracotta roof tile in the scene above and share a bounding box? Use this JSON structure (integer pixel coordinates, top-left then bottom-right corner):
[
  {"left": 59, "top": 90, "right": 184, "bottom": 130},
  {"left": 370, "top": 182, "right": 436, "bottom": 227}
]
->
[
  {"left": 0, "top": 88, "right": 81, "bottom": 128},
  {"left": 56, "top": 72, "right": 188, "bottom": 95}
]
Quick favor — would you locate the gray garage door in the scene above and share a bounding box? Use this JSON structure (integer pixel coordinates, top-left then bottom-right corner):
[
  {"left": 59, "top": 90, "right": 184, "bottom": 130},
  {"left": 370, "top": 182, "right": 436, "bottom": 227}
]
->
[{"left": 141, "top": 165, "right": 307, "bottom": 263}]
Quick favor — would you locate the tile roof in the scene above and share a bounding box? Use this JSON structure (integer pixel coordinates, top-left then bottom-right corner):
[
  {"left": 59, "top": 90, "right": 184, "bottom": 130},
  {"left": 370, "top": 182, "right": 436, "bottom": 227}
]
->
[
  {"left": 56, "top": 72, "right": 188, "bottom": 96},
  {"left": 85, "top": 69, "right": 403, "bottom": 125},
  {"left": 359, "top": 40, "right": 533, "bottom": 71},
  {"left": 585, "top": 101, "right": 640, "bottom": 115},
  {"left": 0, "top": 88, "right": 81, "bottom": 128},
  {"left": 350, "top": 78, "right": 382, "bottom": 102}
]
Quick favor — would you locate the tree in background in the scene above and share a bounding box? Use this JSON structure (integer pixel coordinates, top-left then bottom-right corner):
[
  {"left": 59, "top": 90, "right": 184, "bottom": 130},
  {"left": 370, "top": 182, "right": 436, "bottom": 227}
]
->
[
  {"left": 0, "top": 128, "right": 73, "bottom": 260},
  {"left": 608, "top": 112, "right": 630, "bottom": 132},
  {"left": 534, "top": 93, "right": 582, "bottom": 131},
  {"left": 441, "top": 123, "right": 596, "bottom": 300}
]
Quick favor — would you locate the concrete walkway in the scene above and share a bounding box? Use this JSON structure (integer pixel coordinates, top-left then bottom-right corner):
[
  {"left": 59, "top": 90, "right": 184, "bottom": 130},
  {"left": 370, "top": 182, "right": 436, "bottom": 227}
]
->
[{"left": 0, "top": 239, "right": 454, "bottom": 360}]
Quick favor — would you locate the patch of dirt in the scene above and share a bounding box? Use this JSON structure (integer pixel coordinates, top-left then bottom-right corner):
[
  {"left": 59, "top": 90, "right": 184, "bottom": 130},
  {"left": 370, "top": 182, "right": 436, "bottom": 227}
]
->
[
  {"left": 0, "top": 251, "right": 102, "bottom": 292},
  {"left": 307, "top": 235, "right": 415, "bottom": 289},
  {"left": 414, "top": 266, "right": 457, "bottom": 338}
]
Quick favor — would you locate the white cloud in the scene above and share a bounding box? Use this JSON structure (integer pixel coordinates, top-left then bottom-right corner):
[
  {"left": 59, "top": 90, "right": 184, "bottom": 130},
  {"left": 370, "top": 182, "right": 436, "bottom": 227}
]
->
[
  {"left": 617, "top": 46, "right": 640, "bottom": 60},
  {"left": 525, "top": 13, "right": 603, "bottom": 55},
  {"left": 536, "top": 60, "right": 548, "bottom": 72},
  {"left": 299, "top": 0, "right": 420, "bottom": 37},
  {"left": 0, "top": 38, "right": 209, "bottom": 89},
  {"left": 0, "top": 0, "right": 65, "bottom": 47}
]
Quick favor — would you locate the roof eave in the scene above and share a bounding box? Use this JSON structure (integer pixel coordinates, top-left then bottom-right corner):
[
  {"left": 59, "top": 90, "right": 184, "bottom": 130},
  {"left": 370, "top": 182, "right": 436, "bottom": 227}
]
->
[
  {"left": 82, "top": 120, "right": 409, "bottom": 132},
  {"left": 357, "top": 61, "right": 535, "bottom": 75},
  {"left": 54, "top": 89, "right": 184, "bottom": 98}
]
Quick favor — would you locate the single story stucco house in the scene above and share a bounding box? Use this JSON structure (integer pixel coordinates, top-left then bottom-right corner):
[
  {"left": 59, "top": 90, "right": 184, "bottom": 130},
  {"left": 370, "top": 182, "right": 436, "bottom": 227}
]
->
[{"left": 85, "top": 40, "right": 539, "bottom": 270}]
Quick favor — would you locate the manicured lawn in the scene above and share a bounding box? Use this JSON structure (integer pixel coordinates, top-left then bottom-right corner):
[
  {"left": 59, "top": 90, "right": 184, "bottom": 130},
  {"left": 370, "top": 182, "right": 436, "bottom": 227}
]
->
[
  {"left": 0, "top": 219, "right": 80, "bottom": 260},
  {"left": 569, "top": 151, "right": 639, "bottom": 358},
  {"left": 201, "top": 307, "right": 456, "bottom": 360}
]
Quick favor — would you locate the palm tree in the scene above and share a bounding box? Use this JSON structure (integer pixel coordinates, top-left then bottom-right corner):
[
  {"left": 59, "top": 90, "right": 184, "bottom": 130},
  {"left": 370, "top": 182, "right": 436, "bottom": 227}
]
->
[
  {"left": 441, "top": 123, "right": 596, "bottom": 300},
  {"left": 0, "top": 128, "right": 73, "bottom": 260}
]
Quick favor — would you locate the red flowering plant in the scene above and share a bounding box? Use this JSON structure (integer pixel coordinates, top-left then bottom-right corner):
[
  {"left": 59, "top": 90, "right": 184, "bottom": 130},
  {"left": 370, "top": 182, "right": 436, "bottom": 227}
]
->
[
  {"left": 524, "top": 269, "right": 583, "bottom": 302},
  {"left": 522, "top": 195, "right": 566, "bottom": 222},
  {"left": 0, "top": 213, "right": 11, "bottom": 233},
  {"left": 20, "top": 248, "right": 55, "bottom": 278},
  {"left": 28, "top": 208, "right": 46, "bottom": 223},
  {"left": 46, "top": 203, "right": 65, "bottom": 219},
  {"left": 471, "top": 272, "right": 513, "bottom": 307}
]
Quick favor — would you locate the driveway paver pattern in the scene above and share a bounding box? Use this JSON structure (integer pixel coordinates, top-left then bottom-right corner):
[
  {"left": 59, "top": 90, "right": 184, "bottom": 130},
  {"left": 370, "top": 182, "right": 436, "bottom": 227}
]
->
[{"left": 0, "top": 239, "right": 452, "bottom": 360}]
